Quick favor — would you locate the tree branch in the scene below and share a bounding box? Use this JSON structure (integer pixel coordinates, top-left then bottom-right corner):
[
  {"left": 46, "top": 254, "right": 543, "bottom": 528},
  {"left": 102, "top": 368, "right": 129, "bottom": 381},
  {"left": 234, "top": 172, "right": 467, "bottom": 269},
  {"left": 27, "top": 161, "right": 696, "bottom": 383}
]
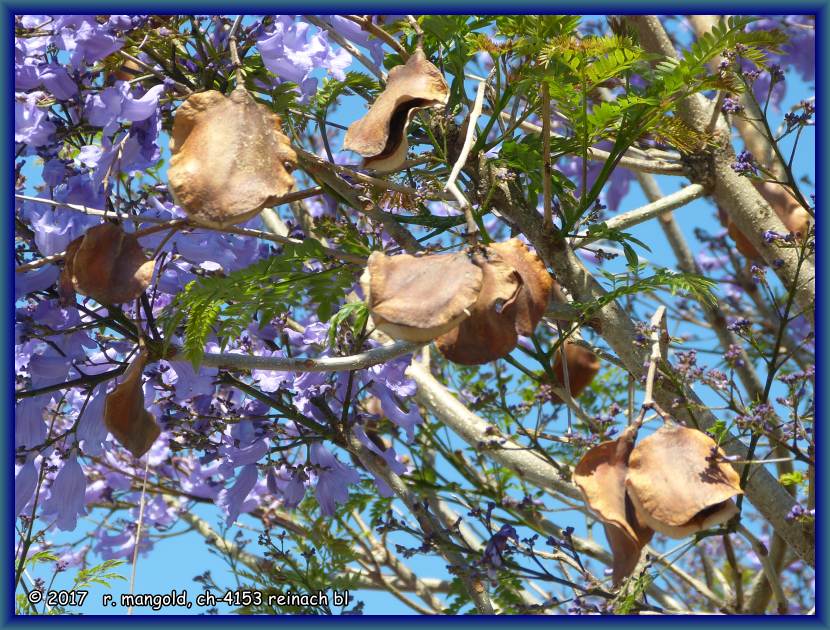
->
[{"left": 178, "top": 340, "right": 423, "bottom": 373}]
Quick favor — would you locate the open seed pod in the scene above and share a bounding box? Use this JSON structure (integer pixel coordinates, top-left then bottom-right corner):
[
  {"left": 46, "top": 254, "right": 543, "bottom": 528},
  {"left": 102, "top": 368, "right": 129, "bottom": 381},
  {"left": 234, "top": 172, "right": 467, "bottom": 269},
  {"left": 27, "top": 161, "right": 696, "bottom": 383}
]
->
[
  {"left": 343, "top": 49, "right": 449, "bottom": 172},
  {"left": 574, "top": 426, "right": 654, "bottom": 585},
  {"left": 361, "top": 250, "right": 483, "bottom": 342},
  {"left": 626, "top": 424, "right": 742, "bottom": 539},
  {"left": 550, "top": 342, "right": 601, "bottom": 402},
  {"left": 103, "top": 351, "right": 161, "bottom": 458},
  {"left": 720, "top": 181, "right": 811, "bottom": 260},
  {"left": 488, "top": 239, "right": 554, "bottom": 336},
  {"left": 435, "top": 249, "right": 523, "bottom": 364},
  {"left": 59, "top": 223, "right": 155, "bottom": 305},
  {"left": 168, "top": 86, "right": 297, "bottom": 227}
]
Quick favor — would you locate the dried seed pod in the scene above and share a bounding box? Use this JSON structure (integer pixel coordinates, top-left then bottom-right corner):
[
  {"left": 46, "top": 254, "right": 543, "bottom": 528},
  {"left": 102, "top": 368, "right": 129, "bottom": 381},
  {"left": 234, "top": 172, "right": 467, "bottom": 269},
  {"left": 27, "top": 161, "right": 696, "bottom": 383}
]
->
[
  {"left": 103, "top": 351, "right": 161, "bottom": 458},
  {"left": 550, "top": 342, "right": 601, "bottom": 401},
  {"left": 574, "top": 426, "right": 653, "bottom": 585},
  {"left": 343, "top": 49, "right": 449, "bottom": 172},
  {"left": 488, "top": 239, "right": 554, "bottom": 336},
  {"left": 168, "top": 87, "right": 297, "bottom": 227},
  {"left": 720, "top": 181, "right": 811, "bottom": 261},
  {"left": 435, "top": 250, "right": 523, "bottom": 364},
  {"left": 361, "top": 250, "right": 483, "bottom": 342},
  {"left": 626, "top": 424, "right": 742, "bottom": 539},
  {"left": 59, "top": 223, "right": 155, "bottom": 305}
]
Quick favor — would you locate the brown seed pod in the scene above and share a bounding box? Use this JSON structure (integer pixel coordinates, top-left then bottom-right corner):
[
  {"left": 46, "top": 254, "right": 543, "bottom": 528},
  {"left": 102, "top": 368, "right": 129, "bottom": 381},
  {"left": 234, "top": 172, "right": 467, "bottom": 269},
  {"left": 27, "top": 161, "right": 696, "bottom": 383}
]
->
[
  {"left": 720, "top": 181, "right": 811, "bottom": 261},
  {"left": 488, "top": 239, "right": 554, "bottom": 336},
  {"left": 573, "top": 426, "right": 653, "bottom": 585},
  {"left": 343, "top": 49, "right": 449, "bottom": 172},
  {"left": 550, "top": 342, "right": 601, "bottom": 401},
  {"left": 103, "top": 351, "right": 161, "bottom": 458},
  {"left": 626, "top": 424, "right": 742, "bottom": 539},
  {"left": 361, "top": 250, "right": 483, "bottom": 343},
  {"left": 168, "top": 86, "right": 297, "bottom": 228},
  {"left": 59, "top": 223, "right": 155, "bottom": 305},
  {"left": 435, "top": 250, "right": 523, "bottom": 364}
]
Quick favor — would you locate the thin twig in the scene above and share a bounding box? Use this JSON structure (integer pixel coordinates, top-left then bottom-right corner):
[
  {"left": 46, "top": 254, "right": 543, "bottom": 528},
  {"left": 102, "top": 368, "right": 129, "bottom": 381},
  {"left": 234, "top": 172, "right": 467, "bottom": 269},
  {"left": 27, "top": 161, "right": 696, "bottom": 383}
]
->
[
  {"left": 542, "top": 82, "right": 553, "bottom": 229},
  {"left": 571, "top": 184, "right": 706, "bottom": 248},
  {"left": 127, "top": 456, "right": 151, "bottom": 615},
  {"left": 118, "top": 51, "right": 191, "bottom": 95},
  {"left": 445, "top": 79, "right": 488, "bottom": 241},
  {"left": 445, "top": 79, "right": 488, "bottom": 191},
  {"left": 737, "top": 524, "right": 788, "bottom": 614},
  {"left": 641, "top": 305, "right": 667, "bottom": 409},
  {"left": 175, "top": 339, "right": 424, "bottom": 373},
  {"left": 502, "top": 113, "right": 686, "bottom": 175},
  {"left": 227, "top": 15, "right": 245, "bottom": 87},
  {"left": 344, "top": 15, "right": 409, "bottom": 59},
  {"left": 406, "top": 15, "right": 424, "bottom": 48},
  {"left": 347, "top": 431, "right": 495, "bottom": 614}
]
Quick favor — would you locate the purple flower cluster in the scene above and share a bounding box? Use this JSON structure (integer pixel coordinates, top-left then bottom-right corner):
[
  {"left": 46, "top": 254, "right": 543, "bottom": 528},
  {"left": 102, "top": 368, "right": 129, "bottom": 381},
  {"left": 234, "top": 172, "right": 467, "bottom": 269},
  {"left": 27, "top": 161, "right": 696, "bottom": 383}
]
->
[
  {"left": 255, "top": 16, "right": 352, "bottom": 97},
  {"left": 13, "top": 14, "right": 428, "bottom": 559},
  {"left": 721, "top": 96, "right": 744, "bottom": 114},
  {"left": 731, "top": 150, "right": 757, "bottom": 176}
]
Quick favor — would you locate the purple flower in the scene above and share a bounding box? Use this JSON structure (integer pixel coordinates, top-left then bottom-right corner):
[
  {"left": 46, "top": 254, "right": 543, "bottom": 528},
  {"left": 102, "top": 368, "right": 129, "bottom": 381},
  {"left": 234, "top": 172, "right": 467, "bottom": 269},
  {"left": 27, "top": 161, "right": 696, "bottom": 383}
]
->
[
  {"left": 76, "top": 386, "right": 109, "bottom": 455},
  {"left": 15, "top": 91, "right": 55, "bottom": 147},
  {"left": 41, "top": 455, "right": 87, "bottom": 531},
  {"left": 721, "top": 96, "right": 743, "bottom": 114},
  {"left": 786, "top": 503, "right": 815, "bottom": 523},
  {"left": 27, "top": 346, "right": 72, "bottom": 389},
  {"left": 41, "top": 158, "right": 67, "bottom": 187},
  {"left": 370, "top": 386, "right": 422, "bottom": 442},
  {"left": 14, "top": 265, "right": 59, "bottom": 300},
  {"left": 84, "top": 81, "right": 164, "bottom": 132},
  {"left": 257, "top": 17, "right": 351, "bottom": 96},
  {"left": 267, "top": 465, "right": 308, "bottom": 509},
  {"left": 62, "top": 19, "right": 124, "bottom": 69},
  {"left": 301, "top": 321, "right": 329, "bottom": 346},
  {"left": 319, "top": 15, "right": 385, "bottom": 65},
  {"left": 731, "top": 150, "right": 757, "bottom": 176},
  {"left": 161, "top": 360, "right": 218, "bottom": 400},
  {"left": 94, "top": 527, "right": 153, "bottom": 560},
  {"left": 310, "top": 443, "right": 359, "bottom": 516},
  {"left": 727, "top": 318, "right": 752, "bottom": 334},
  {"left": 39, "top": 64, "right": 77, "bottom": 100},
  {"left": 216, "top": 463, "right": 258, "bottom": 525},
  {"left": 15, "top": 460, "right": 38, "bottom": 516},
  {"left": 15, "top": 397, "right": 48, "bottom": 453},
  {"left": 353, "top": 424, "right": 406, "bottom": 498},
  {"left": 482, "top": 524, "right": 518, "bottom": 576}
]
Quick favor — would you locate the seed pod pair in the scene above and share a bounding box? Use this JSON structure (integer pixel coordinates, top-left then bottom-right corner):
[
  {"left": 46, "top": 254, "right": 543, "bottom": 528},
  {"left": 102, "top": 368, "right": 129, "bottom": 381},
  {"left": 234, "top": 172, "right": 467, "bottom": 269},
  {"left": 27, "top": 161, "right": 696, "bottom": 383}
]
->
[
  {"left": 168, "top": 86, "right": 297, "bottom": 228},
  {"left": 574, "top": 423, "right": 742, "bottom": 585},
  {"left": 344, "top": 49, "right": 449, "bottom": 172},
  {"left": 59, "top": 223, "right": 155, "bottom": 305},
  {"left": 362, "top": 239, "right": 553, "bottom": 364}
]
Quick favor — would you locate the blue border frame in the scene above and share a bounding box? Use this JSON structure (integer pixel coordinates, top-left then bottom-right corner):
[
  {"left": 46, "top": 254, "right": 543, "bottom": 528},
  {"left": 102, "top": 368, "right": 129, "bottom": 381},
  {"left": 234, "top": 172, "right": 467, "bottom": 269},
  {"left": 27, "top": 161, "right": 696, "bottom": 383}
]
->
[{"left": 3, "top": 4, "right": 826, "bottom": 626}]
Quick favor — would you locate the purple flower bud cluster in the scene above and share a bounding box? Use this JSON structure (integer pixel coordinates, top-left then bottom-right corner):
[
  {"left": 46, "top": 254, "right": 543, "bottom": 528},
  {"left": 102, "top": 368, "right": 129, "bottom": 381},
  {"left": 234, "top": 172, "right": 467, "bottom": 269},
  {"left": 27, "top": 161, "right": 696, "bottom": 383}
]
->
[
  {"left": 784, "top": 99, "right": 815, "bottom": 129},
  {"left": 721, "top": 96, "right": 744, "bottom": 114},
  {"left": 731, "top": 150, "right": 757, "bottom": 176},
  {"left": 786, "top": 504, "right": 814, "bottom": 523}
]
